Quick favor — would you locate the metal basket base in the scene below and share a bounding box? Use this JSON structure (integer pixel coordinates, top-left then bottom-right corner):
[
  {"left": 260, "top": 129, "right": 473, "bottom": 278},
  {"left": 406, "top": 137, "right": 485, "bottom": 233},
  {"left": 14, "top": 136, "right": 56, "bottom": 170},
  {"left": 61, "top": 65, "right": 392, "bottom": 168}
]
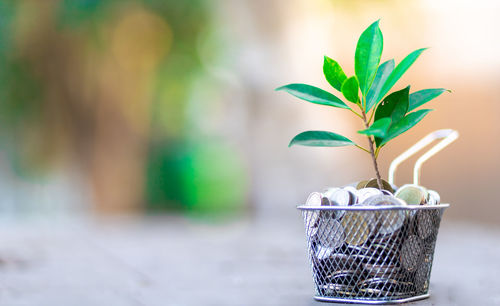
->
[{"left": 314, "top": 293, "right": 429, "bottom": 304}]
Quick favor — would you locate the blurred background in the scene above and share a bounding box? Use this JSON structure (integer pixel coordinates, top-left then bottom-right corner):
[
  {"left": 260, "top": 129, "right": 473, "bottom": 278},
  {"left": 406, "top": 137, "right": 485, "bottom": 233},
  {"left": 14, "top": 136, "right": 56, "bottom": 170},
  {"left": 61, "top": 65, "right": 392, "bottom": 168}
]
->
[{"left": 0, "top": 0, "right": 498, "bottom": 225}]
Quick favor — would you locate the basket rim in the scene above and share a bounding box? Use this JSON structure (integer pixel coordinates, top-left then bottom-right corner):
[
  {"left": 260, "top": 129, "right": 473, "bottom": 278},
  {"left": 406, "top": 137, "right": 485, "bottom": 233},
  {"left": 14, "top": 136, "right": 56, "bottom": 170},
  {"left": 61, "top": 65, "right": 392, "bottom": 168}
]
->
[{"left": 296, "top": 203, "right": 449, "bottom": 211}]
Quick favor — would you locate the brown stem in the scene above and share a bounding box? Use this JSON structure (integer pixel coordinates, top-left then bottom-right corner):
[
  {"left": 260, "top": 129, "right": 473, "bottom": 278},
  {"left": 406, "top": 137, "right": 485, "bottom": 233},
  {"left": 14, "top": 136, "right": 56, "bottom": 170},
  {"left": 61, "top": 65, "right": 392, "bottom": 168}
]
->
[{"left": 361, "top": 110, "right": 383, "bottom": 190}]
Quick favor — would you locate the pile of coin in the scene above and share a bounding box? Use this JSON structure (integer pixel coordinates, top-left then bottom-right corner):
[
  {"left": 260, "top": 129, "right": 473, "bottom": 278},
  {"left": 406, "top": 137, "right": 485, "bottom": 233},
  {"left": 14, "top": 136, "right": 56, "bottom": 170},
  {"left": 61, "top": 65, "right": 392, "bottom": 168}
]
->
[{"left": 303, "top": 180, "right": 443, "bottom": 299}]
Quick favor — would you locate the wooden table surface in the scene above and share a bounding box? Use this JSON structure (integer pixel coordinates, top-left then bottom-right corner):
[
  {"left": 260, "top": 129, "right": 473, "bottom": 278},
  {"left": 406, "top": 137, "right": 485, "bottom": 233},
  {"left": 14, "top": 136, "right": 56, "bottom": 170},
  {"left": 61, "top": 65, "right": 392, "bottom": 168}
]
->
[{"left": 0, "top": 216, "right": 498, "bottom": 306}]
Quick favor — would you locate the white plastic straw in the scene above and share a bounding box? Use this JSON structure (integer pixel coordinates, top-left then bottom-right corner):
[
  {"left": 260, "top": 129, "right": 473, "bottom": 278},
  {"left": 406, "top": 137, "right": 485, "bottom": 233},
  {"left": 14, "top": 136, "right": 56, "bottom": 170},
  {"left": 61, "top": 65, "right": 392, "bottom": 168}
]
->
[{"left": 388, "top": 129, "right": 459, "bottom": 186}]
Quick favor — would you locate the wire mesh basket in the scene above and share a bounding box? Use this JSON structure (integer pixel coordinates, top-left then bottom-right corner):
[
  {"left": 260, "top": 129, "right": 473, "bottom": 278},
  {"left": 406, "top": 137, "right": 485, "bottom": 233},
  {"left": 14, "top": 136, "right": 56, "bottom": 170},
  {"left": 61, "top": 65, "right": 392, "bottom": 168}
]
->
[
  {"left": 298, "top": 204, "right": 448, "bottom": 304},
  {"left": 297, "top": 130, "right": 457, "bottom": 304}
]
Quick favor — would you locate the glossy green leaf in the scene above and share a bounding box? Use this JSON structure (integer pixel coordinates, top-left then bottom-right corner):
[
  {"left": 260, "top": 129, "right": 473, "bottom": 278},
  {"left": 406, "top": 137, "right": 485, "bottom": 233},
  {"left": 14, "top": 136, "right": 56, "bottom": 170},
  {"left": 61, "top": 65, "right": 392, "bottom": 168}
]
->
[
  {"left": 365, "top": 59, "right": 395, "bottom": 111},
  {"left": 323, "top": 56, "right": 347, "bottom": 91},
  {"left": 380, "top": 109, "right": 433, "bottom": 146},
  {"left": 409, "top": 88, "right": 449, "bottom": 111},
  {"left": 355, "top": 20, "right": 383, "bottom": 97},
  {"left": 357, "top": 118, "right": 391, "bottom": 138},
  {"left": 341, "top": 76, "right": 360, "bottom": 103},
  {"left": 374, "top": 86, "right": 410, "bottom": 146},
  {"left": 374, "top": 86, "right": 410, "bottom": 123},
  {"left": 289, "top": 131, "right": 355, "bottom": 147},
  {"left": 377, "top": 48, "right": 426, "bottom": 102},
  {"left": 276, "top": 83, "right": 349, "bottom": 109}
]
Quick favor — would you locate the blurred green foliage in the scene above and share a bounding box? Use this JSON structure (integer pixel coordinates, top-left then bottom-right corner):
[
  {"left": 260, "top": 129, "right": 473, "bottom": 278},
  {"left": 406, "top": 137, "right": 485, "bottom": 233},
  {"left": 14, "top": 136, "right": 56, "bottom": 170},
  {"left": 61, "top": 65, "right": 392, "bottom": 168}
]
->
[{"left": 0, "top": 0, "right": 248, "bottom": 214}]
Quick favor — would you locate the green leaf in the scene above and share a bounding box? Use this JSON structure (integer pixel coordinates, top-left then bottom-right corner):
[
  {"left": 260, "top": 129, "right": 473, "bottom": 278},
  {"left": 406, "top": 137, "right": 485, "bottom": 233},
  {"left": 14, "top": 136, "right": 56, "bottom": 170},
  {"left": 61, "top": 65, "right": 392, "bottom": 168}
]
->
[
  {"left": 374, "top": 86, "right": 410, "bottom": 123},
  {"left": 380, "top": 109, "right": 433, "bottom": 146},
  {"left": 289, "top": 131, "right": 355, "bottom": 147},
  {"left": 276, "top": 83, "right": 349, "bottom": 109},
  {"left": 377, "top": 48, "right": 426, "bottom": 102},
  {"left": 357, "top": 118, "right": 391, "bottom": 138},
  {"left": 374, "top": 86, "right": 410, "bottom": 146},
  {"left": 409, "top": 88, "right": 449, "bottom": 111},
  {"left": 341, "top": 76, "right": 360, "bottom": 103},
  {"left": 323, "top": 56, "right": 347, "bottom": 91},
  {"left": 355, "top": 20, "right": 384, "bottom": 97},
  {"left": 365, "top": 59, "right": 395, "bottom": 111}
]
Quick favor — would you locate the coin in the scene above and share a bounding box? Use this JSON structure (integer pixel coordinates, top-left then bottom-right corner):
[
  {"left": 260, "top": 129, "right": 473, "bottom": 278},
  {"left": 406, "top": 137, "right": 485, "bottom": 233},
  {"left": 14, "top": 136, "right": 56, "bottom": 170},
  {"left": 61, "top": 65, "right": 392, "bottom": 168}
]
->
[
  {"left": 343, "top": 186, "right": 359, "bottom": 205},
  {"left": 395, "top": 185, "right": 428, "bottom": 205},
  {"left": 323, "top": 187, "right": 340, "bottom": 200},
  {"left": 321, "top": 196, "right": 331, "bottom": 206},
  {"left": 365, "top": 178, "right": 395, "bottom": 193},
  {"left": 316, "top": 245, "right": 333, "bottom": 260},
  {"left": 318, "top": 219, "right": 345, "bottom": 249},
  {"left": 320, "top": 283, "right": 357, "bottom": 296},
  {"left": 357, "top": 188, "right": 384, "bottom": 204},
  {"left": 305, "top": 216, "right": 319, "bottom": 237},
  {"left": 416, "top": 210, "right": 438, "bottom": 240},
  {"left": 364, "top": 262, "right": 401, "bottom": 278},
  {"left": 329, "top": 189, "right": 351, "bottom": 207},
  {"left": 344, "top": 245, "right": 373, "bottom": 263},
  {"left": 325, "top": 269, "right": 362, "bottom": 285},
  {"left": 427, "top": 190, "right": 441, "bottom": 205},
  {"left": 400, "top": 235, "right": 423, "bottom": 272},
  {"left": 358, "top": 277, "right": 412, "bottom": 296},
  {"left": 365, "top": 242, "right": 400, "bottom": 265},
  {"left": 306, "top": 192, "right": 322, "bottom": 206},
  {"left": 365, "top": 195, "right": 407, "bottom": 235},
  {"left": 415, "top": 262, "right": 431, "bottom": 292},
  {"left": 304, "top": 192, "right": 325, "bottom": 235},
  {"left": 356, "top": 180, "right": 369, "bottom": 190},
  {"left": 341, "top": 212, "right": 371, "bottom": 246},
  {"left": 328, "top": 189, "right": 352, "bottom": 219},
  {"left": 381, "top": 189, "right": 393, "bottom": 196},
  {"left": 328, "top": 252, "right": 358, "bottom": 267}
]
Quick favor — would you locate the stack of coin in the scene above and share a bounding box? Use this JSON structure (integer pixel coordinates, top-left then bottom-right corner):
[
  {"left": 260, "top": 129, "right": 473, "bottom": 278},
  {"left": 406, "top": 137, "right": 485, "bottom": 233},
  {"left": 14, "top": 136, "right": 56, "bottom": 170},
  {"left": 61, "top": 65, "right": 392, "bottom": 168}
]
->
[{"left": 303, "top": 183, "right": 443, "bottom": 299}]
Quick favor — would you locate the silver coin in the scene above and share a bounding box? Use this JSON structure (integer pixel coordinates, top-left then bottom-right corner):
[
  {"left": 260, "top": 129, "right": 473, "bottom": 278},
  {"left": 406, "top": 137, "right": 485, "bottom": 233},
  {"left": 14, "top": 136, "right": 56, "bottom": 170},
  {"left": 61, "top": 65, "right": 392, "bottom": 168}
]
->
[
  {"left": 364, "top": 262, "right": 401, "bottom": 278},
  {"left": 306, "top": 192, "right": 323, "bottom": 206},
  {"left": 343, "top": 186, "right": 359, "bottom": 204},
  {"left": 321, "top": 284, "right": 357, "bottom": 296},
  {"left": 328, "top": 189, "right": 353, "bottom": 219},
  {"left": 315, "top": 245, "right": 333, "bottom": 260},
  {"left": 365, "top": 195, "right": 407, "bottom": 235},
  {"left": 304, "top": 211, "right": 320, "bottom": 237},
  {"left": 321, "top": 196, "right": 331, "bottom": 206},
  {"left": 400, "top": 235, "right": 423, "bottom": 272},
  {"left": 357, "top": 188, "right": 384, "bottom": 204},
  {"left": 304, "top": 192, "right": 322, "bottom": 234},
  {"left": 395, "top": 184, "right": 428, "bottom": 205},
  {"left": 318, "top": 219, "right": 345, "bottom": 249},
  {"left": 427, "top": 190, "right": 440, "bottom": 205},
  {"left": 341, "top": 212, "right": 372, "bottom": 246},
  {"left": 323, "top": 187, "right": 340, "bottom": 199},
  {"left": 381, "top": 189, "right": 393, "bottom": 196},
  {"left": 416, "top": 210, "right": 438, "bottom": 240},
  {"left": 329, "top": 189, "right": 351, "bottom": 206},
  {"left": 415, "top": 262, "right": 431, "bottom": 292}
]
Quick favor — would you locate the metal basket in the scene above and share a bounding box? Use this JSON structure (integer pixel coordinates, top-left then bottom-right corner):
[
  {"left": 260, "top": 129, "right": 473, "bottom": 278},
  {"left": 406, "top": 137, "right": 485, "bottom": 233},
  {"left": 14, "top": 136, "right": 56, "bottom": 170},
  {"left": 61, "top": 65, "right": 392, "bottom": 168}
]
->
[
  {"left": 298, "top": 204, "right": 448, "bottom": 303},
  {"left": 297, "top": 130, "right": 458, "bottom": 304}
]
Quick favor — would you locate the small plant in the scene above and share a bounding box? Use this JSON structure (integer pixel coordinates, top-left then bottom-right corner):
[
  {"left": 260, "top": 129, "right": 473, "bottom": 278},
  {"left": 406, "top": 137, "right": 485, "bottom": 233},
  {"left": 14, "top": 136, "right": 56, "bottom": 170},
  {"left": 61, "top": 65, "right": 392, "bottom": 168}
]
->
[{"left": 276, "top": 20, "right": 449, "bottom": 190}]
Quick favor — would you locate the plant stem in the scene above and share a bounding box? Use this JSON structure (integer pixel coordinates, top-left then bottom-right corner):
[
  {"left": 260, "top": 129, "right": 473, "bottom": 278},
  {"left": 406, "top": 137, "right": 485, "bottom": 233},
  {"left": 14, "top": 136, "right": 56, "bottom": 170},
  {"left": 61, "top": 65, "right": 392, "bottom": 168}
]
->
[
  {"left": 355, "top": 144, "right": 371, "bottom": 154},
  {"left": 349, "top": 108, "right": 363, "bottom": 119},
  {"left": 361, "top": 109, "right": 383, "bottom": 190},
  {"left": 375, "top": 146, "right": 381, "bottom": 159},
  {"left": 368, "top": 108, "right": 375, "bottom": 123}
]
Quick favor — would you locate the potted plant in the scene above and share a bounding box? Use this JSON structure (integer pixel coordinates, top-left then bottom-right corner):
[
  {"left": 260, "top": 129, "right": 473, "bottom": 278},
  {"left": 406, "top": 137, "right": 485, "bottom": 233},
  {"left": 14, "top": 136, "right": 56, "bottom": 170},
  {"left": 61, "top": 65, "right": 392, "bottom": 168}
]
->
[{"left": 276, "top": 20, "right": 454, "bottom": 304}]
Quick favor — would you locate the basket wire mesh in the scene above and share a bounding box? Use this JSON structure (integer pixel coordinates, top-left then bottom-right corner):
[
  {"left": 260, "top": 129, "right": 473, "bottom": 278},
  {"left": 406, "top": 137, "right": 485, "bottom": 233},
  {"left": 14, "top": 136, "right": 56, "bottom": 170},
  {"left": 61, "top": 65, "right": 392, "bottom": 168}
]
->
[{"left": 298, "top": 205, "right": 447, "bottom": 304}]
